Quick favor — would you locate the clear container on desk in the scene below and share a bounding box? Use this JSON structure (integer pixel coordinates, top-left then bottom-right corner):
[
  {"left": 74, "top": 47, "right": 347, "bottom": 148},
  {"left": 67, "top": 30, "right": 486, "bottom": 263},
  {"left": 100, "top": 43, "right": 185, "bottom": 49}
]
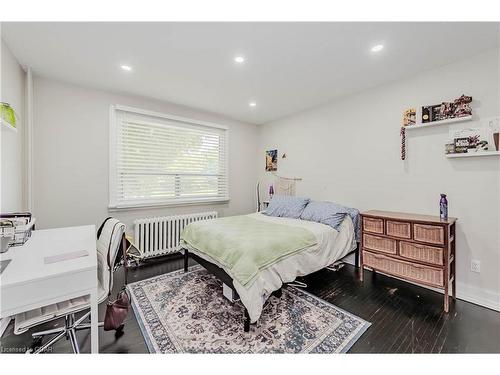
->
[{"left": 0, "top": 216, "right": 36, "bottom": 247}]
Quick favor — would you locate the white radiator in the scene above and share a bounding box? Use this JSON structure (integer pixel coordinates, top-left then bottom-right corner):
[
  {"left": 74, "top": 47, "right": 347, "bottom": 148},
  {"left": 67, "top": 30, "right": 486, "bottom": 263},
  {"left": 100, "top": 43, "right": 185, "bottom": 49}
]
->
[{"left": 133, "top": 211, "right": 218, "bottom": 259}]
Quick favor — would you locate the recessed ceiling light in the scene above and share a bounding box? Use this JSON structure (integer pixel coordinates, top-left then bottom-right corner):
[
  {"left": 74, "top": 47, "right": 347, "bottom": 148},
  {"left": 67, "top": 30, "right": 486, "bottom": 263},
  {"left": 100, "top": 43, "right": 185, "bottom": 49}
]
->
[
  {"left": 234, "top": 56, "right": 246, "bottom": 64},
  {"left": 120, "top": 64, "right": 133, "bottom": 71},
  {"left": 249, "top": 101, "right": 257, "bottom": 107},
  {"left": 371, "top": 44, "right": 384, "bottom": 53}
]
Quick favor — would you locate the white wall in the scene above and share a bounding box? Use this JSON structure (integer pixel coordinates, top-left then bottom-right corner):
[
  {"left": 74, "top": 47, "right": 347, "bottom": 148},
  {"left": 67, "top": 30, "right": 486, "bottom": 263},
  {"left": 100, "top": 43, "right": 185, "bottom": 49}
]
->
[
  {"left": 33, "top": 77, "right": 259, "bottom": 231},
  {"left": 258, "top": 49, "right": 500, "bottom": 310},
  {"left": 1, "top": 39, "right": 25, "bottom": 212}
]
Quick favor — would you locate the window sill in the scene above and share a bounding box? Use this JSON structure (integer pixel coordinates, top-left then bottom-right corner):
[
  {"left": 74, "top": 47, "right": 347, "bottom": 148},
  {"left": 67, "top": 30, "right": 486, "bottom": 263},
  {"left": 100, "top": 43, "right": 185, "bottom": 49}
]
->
[{"left": 108, "top": 198, "right": 230, "bottom": 212}]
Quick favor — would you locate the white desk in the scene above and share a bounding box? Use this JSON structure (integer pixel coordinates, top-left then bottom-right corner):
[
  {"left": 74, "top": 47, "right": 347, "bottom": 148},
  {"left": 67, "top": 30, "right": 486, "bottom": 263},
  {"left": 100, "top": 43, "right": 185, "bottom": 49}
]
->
[{"left": 0, "top": 225, "right": 99, "bottom": 353}]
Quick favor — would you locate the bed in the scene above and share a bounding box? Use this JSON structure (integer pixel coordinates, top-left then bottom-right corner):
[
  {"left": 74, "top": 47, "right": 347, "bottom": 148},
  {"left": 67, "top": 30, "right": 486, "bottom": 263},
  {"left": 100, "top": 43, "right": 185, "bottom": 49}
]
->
[{"left": 181, "top": 209, "right": 359, "bottom": 332}]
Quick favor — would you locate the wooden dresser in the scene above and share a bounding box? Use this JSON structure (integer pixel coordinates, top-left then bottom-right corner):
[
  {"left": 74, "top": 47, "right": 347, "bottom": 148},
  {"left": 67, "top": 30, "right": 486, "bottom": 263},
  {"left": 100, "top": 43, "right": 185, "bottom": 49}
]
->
[{"left": 360, "top": 210, "right": 457, "bottom": 312}]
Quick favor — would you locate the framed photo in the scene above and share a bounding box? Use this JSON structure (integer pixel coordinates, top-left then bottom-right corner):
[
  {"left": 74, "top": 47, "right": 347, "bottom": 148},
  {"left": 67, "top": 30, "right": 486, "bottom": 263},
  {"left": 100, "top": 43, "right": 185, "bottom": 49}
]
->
[
  {"left": 265, "top": 149, "right": 277, "bottom": 171},
  {"left": 453, "top": 137, "right": 470, "bottom": 153}
]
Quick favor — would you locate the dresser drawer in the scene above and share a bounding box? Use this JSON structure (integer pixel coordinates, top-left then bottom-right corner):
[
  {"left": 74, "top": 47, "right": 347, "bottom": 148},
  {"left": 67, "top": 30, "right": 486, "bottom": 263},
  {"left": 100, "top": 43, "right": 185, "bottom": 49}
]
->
[
  {"left": 413, "top": 224, "right": 445, "bottom": 245},
  {"left": 363, "top": 234, "right": 397, "bottom": 254},
  {"left": 386, "top": 220, "right": 411, "bottom": 239},
  {"left": 399, "top": 241, "right": 444, "bottom": 266},
  {"left": 363, "top": 217, "right": 384, "bottom": 234},
  {"left": 363, "top": 251, "right": 444, "bottom": 287}
]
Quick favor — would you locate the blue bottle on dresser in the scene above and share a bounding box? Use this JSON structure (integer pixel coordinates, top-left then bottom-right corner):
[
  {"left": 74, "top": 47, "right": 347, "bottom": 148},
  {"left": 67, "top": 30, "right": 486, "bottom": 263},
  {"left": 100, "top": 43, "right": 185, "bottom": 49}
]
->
[{"left": 440, "top": 194, "right": 448, "bottom": 220}]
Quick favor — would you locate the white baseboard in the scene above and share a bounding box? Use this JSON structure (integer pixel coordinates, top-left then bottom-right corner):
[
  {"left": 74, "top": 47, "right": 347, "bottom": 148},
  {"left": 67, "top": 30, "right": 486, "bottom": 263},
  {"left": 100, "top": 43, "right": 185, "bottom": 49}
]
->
[
  {"left": 343, "top": 258, "right": 500, "bottom": 312},
  {"left": 0, "top": 317, "right": 12, "bottom": 338},
  {"left": 455, "top": 283, "right": 500, "bottom": 312}
]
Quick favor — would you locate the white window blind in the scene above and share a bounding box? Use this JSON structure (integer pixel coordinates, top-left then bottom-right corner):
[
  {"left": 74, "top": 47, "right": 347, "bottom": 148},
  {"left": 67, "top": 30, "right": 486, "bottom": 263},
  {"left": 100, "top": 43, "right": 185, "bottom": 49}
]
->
[{"left": 109, "top": 106, "right": 229, "bottom": 208}]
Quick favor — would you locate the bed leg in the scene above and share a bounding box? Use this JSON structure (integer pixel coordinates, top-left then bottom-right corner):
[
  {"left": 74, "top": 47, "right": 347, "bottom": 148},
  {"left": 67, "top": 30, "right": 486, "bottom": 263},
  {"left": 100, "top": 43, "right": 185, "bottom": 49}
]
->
[
  {"left": 244, "top": 309, "right": 250, "bottom": 333},
  {"left": 183, "top": 249, "right": 189, "bottom": 272},
  {"left": 355, "top": 244, "right": 360, "bottom": 269}
]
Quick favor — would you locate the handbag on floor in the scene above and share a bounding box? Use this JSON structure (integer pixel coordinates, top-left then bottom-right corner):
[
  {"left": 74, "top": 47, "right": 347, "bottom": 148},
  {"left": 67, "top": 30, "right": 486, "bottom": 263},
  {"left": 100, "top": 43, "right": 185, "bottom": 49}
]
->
[{"left": 104, "top": 289, "right": 130, "bottom": 331}]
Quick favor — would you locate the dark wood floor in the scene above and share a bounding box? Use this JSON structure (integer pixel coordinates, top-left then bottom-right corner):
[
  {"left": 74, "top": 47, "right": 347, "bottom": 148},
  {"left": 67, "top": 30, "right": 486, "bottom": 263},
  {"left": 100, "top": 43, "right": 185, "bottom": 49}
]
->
[{"left": 1, "top": 254, "right": 499, "bottom": 353}]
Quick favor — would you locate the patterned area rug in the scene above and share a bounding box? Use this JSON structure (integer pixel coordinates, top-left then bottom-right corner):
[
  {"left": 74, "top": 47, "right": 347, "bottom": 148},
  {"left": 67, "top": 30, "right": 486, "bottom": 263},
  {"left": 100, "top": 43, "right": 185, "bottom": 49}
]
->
[{"left": 128, "top": 266, "right": 370, "bottom": 353}]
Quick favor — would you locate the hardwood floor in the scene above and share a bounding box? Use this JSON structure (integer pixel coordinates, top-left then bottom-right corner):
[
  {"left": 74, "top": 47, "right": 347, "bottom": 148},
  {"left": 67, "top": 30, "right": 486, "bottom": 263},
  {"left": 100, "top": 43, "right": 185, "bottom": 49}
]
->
[{"left": 1, "top": 254, "right": 499, "bottom": 353}]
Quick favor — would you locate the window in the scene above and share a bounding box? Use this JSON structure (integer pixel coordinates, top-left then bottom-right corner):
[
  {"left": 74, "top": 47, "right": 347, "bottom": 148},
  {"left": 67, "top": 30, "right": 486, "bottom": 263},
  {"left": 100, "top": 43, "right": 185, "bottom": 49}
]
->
[{"left": 109, "top": 106, "right": 229, "bottom": 209}]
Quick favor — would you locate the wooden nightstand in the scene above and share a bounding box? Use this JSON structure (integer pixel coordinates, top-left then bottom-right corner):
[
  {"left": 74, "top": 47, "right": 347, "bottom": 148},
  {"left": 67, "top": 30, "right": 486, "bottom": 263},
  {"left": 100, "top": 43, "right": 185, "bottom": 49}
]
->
[{"left": 360, "top": 210, "right": 457, "bottom": 312}]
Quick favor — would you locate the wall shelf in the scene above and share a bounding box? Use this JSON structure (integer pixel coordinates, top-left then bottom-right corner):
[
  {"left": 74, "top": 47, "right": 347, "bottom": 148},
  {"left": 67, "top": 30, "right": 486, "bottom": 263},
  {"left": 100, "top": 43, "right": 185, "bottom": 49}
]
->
[
  {"left": 405, "top": 115, "right": 473, "bottom": 130},
  {"left": 446, "top": 151, "right": 500, "bottom": 158},
  {"left": 1, "top": 119, "right": 18, "bottom": 133}
]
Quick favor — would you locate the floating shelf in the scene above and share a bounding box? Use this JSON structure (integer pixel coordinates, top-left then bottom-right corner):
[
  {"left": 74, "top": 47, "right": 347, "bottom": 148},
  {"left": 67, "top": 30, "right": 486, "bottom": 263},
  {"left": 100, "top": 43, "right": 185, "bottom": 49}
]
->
[
  {"left": 405, "top": 115, "right": 473, "bottom": 130},
  {"left": 446, "top": 151, "right": 500, "bottom": 158},
  {"left": 1, "top": 119, "right": 18, "bottom": 133}
]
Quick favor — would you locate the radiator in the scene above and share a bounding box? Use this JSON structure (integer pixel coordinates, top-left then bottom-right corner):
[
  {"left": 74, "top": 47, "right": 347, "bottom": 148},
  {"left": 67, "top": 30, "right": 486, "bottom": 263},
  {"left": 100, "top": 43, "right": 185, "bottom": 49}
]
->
[{"left": 133, "top": 211, "right": 218, "bottom": 259}]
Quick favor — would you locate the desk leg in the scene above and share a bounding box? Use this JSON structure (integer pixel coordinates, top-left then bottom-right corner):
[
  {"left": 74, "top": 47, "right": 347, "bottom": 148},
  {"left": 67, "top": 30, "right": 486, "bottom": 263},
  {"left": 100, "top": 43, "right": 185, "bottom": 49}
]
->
[{"left": 90, "top": 289, "right": 99, "bottom": 353}]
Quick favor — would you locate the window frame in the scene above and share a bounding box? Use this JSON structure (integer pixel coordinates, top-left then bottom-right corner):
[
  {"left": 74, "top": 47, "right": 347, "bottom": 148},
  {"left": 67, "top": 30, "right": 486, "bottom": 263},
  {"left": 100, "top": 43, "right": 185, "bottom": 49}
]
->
[{"left": 109, "top": 105, "right": 230, "bottom": 210}]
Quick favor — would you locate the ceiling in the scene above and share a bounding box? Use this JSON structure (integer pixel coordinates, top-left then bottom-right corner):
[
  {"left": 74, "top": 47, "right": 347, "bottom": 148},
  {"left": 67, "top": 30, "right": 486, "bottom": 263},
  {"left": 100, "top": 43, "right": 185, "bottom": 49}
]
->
[{"left": 2, "top": 22, "right": 499, "bottom": 124}]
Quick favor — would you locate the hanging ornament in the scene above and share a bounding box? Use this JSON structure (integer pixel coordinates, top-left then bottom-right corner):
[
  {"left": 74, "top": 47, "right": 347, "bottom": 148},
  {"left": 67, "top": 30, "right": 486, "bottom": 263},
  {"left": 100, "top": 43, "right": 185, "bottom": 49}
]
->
[{"left": 400, "top": 127, "right": 406, "bottom": 160}]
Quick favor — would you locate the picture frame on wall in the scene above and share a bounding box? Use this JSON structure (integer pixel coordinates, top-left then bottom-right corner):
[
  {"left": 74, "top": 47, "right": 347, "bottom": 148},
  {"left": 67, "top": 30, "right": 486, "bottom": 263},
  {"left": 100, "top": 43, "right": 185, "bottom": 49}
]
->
[{"left": 266, "top": 149, "right": 278, "bottom": 171}]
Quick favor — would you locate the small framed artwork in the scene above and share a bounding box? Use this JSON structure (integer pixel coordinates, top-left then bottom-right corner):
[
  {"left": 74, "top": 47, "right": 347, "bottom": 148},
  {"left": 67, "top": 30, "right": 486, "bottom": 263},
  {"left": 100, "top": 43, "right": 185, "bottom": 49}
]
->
[
  {"left": 453, "top": 138, "right": 470, "bottom": 153},
  {"left": 266, "top": 149, "right": 277, "bottom": 171}
]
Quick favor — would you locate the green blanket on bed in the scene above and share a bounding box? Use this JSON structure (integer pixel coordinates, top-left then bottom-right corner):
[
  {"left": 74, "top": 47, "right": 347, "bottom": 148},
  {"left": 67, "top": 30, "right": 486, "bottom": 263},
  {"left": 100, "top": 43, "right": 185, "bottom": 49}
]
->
[{"left": 180, "top": 215, "right": 317, "bottom": 288}]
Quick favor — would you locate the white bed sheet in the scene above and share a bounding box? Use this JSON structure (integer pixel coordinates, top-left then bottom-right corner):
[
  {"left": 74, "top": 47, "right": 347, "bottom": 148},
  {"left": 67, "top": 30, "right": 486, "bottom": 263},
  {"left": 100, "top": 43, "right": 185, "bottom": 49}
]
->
[{"left": 186, "top": 212, "right": 356, "bottom": 323}]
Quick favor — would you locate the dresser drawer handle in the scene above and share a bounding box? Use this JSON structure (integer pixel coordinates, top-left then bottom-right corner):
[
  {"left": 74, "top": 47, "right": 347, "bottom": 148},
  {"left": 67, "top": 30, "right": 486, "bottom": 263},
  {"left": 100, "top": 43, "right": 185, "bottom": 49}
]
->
[
  {"left": 368, "top": 252, "right": 437, "bottom": 270},
  {"left": 409, "top": 244, "right": 425, "bottom": 250},
  {"left": 411, "top": 263, "right": 437, "bottom": 270},
  {"left": 391, "top": 222, "right": 406, "bottom": 227}
]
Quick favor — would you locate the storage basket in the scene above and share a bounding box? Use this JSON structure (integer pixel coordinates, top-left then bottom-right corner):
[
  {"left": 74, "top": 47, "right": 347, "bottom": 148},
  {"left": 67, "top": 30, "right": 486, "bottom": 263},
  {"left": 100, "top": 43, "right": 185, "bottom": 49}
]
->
[{"left": 0, "top": 217, "right": 36, "bottom": 247}]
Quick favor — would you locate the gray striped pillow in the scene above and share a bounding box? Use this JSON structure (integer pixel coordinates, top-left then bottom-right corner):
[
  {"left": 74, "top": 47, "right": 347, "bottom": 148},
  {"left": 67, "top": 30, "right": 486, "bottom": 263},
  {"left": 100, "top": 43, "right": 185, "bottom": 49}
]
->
[{"left": 264, "top": 195, "right": 311, "bottom": 219}]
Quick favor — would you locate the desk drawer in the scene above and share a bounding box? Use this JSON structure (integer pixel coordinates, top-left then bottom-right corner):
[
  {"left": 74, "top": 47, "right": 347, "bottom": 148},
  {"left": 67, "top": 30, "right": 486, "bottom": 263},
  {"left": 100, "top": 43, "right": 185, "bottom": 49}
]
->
[
  {"left": 0, "top": 268, "right": 97, "bottom": 318},
  {"left": 363, "top": 251, "right": 444, "bottom": 288},
  {"left": 399, "top": 241, "right": 444, "bottom": 266},
  {"left": 413, "top": 224, "right": 445, "bottom": 245},
  {"left": 386, "top": 220, "right": 411, "bottom": 239},
  {"left": 363, "top": 234, "right": 397, "bottom": 254}
]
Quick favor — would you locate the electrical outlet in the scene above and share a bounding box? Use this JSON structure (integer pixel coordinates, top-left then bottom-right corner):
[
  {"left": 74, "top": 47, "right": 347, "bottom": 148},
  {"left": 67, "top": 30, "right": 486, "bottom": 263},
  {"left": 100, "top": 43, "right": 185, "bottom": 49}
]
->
[{"left": 471, "top": 259, "right": 481, "bottom": 273}]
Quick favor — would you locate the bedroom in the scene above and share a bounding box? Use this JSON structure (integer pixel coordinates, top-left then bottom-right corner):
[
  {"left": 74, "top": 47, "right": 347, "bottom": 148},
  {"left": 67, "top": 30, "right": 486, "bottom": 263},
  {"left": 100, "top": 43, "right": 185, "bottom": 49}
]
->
[{"left": 1, "top": 0, "right": 499, "bottom": 368}]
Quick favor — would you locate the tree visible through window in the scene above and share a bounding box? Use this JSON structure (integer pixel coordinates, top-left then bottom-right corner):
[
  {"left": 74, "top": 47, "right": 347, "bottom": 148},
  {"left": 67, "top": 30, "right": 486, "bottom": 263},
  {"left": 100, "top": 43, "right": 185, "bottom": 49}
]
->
[{"left": 109, "top": 107, "right": 229, "bottom": 208}]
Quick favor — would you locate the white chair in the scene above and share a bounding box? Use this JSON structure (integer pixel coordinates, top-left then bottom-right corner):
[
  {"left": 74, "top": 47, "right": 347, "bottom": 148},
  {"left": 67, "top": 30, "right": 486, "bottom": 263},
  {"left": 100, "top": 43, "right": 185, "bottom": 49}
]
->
[{"left": 13, "top": 218, "right": 126, "bottom": 353}]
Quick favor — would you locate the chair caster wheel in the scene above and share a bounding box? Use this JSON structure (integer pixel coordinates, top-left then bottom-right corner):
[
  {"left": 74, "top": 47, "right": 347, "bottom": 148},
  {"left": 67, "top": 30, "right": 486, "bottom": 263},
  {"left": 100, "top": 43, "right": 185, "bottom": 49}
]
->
[{"left": 27, "top": 336, "right": 43, "bottom": 353}]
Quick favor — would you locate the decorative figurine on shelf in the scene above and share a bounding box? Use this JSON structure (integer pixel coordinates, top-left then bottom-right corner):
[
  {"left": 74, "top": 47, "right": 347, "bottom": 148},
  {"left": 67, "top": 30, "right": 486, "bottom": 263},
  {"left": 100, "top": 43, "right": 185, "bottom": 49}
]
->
[
  {"left": 437, "top": 102, "right": 455, "bottom": 121},
  {"left": 440, "top": 194, "right": 448, "bottom": 220},
  {"left": 468, "top": 134, "right": 481, "bottom": 149},
  {"left": 269, "top": 185, "right": 274, "bottom": 201},
  {"left": 453, "top": 94, "right": 472, "bottom": 118},
  {"left": 402, "top": 108, "right": 416, "bottom": 127},
  {"left": 475, "top": 140, "right": 489, "bottom": 152}
]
